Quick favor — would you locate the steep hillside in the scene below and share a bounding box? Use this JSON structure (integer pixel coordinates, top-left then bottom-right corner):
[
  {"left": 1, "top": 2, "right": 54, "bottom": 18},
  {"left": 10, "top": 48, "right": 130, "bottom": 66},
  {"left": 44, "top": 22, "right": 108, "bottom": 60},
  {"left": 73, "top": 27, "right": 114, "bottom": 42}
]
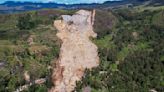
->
[
  {"left": 50, "top": 10, "right": 99, "bottom": 92},
  {"left": 0, "top": 7, "right": 163, "bottom": 92}
]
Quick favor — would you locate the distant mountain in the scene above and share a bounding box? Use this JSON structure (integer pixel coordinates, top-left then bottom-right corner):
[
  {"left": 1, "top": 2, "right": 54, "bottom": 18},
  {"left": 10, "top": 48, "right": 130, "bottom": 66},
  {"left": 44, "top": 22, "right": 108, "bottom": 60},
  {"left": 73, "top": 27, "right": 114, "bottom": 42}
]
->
[
  {"left": 0, "top": 0, "right": 163, "bottom": 14},
  {"left": 0, "top": 1, "right": 99, "bottom": 14}
]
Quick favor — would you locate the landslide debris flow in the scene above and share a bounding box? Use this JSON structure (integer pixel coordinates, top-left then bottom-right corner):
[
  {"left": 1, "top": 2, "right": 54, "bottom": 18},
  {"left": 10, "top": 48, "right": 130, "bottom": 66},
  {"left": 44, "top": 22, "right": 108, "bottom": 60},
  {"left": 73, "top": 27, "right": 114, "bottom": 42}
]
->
[{"left": 50, "top": 10, "right": 100, "bottom": 92}]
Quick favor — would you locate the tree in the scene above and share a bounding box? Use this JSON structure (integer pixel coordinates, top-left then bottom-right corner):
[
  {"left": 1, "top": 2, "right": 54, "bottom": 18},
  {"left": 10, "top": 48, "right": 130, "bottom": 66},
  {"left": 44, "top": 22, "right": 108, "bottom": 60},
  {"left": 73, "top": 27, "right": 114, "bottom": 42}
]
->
[
  {"left": 152, "top": 11, "right": 164, "bottom": 30},
  {"left": 17, "top": 14, "right": 37, "bottom": 30}
]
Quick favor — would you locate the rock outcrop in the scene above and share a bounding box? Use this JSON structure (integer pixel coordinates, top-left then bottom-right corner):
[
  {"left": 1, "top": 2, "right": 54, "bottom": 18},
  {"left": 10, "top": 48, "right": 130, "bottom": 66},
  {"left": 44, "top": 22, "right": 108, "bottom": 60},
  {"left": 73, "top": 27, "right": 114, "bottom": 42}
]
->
[{"left": 50, "top": 10, "right": 99, "bottom": 92}]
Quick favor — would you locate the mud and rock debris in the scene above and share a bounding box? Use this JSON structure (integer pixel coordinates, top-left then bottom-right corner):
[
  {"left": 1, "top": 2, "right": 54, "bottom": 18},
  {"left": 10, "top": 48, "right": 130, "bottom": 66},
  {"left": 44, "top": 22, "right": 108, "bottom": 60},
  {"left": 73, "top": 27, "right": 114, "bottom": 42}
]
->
[{"left": 50, "top": 10, "right": 99, "bottom": 92}]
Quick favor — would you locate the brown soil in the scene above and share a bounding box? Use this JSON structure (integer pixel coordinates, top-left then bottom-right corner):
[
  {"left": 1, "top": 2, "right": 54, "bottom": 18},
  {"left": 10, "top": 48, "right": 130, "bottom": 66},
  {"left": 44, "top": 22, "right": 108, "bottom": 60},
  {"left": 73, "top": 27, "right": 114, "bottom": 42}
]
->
[{"left": 50, "top": 10, "right": 99, "bottom": 92}]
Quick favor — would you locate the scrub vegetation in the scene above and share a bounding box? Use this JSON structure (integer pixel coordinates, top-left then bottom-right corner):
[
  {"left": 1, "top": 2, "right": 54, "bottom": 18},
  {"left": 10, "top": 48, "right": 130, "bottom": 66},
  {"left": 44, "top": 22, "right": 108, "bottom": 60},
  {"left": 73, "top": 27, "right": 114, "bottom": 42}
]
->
[{"left": 0, "top": 6, "right": 163, "bottom": 92}]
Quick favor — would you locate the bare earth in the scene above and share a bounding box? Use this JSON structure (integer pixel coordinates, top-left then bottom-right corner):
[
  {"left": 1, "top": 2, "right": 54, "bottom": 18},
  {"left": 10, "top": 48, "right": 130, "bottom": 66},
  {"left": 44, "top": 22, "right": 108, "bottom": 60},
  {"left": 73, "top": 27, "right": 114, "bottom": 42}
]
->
[{"left": 50, "top": 10, "right": 99, "bottom": 92}]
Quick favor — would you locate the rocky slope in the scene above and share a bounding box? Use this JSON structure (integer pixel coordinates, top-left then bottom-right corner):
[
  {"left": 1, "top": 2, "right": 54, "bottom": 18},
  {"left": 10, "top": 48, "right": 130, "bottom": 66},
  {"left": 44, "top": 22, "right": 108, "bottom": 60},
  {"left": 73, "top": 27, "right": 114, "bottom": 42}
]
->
[{"left": 50, "top": 10, "right": 99, "bottom": 92}]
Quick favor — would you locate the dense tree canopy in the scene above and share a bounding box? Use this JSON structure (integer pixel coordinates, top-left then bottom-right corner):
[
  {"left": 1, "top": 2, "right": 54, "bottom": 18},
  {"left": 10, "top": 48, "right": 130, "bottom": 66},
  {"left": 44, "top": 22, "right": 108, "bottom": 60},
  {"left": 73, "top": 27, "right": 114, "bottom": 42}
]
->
[{"left": 0, "top": 7, "right": 164, "bottom": 92}]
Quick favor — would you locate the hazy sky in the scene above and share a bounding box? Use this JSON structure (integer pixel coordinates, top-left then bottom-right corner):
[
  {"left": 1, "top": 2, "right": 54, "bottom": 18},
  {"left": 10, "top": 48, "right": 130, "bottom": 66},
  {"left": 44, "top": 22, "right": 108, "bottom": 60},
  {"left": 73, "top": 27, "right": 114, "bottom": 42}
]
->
[{"left": 0, "top": 0, "right": 120, "bottom": 4}]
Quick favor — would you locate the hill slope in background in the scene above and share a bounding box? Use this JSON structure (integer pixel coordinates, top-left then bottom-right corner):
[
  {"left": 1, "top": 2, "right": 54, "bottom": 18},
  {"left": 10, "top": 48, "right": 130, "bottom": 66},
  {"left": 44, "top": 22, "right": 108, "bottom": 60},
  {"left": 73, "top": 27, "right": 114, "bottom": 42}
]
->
[
  {"left": 0, "top": 5, "right": 163, "bottom": 91},
  {"left": 0, "top": 0, "right": 164, "bottom": 14}
]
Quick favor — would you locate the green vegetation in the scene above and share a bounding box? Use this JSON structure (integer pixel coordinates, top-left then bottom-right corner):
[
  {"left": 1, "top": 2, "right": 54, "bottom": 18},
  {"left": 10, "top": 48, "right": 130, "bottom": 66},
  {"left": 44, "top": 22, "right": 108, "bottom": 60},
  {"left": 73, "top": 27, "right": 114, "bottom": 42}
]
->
[
  {"left": 0, "top": 6, "right": 164, "bottom": 92},
  {"left": 76, "top": 8, "right": 164, "bottom": 92},
  {"left": 94, "top": 10, "right": 118, "bottom": 38},
  {"left": 17, "top": 14, "right": 37, "bottom": 30},
  {"left": 152, "top": 11, "right": 164, "bottom": 30},
  {"left": 0, "top": 10, "right": 62, "bottom": 92}
]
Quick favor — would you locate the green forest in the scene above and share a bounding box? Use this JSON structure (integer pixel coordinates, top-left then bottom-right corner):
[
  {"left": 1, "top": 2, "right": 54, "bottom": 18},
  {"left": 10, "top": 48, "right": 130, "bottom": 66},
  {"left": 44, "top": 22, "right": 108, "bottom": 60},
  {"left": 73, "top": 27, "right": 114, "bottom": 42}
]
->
[{"left": 0, "top": 6, "right": 164, "bottom": 92}]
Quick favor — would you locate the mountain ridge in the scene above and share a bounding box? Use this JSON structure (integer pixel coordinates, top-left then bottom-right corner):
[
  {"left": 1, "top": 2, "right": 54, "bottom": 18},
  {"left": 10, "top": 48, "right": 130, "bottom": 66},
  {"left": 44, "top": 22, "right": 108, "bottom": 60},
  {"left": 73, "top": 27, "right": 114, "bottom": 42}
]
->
[{"left": 0, "top": 0, "right": 163, "bottom": 14}]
